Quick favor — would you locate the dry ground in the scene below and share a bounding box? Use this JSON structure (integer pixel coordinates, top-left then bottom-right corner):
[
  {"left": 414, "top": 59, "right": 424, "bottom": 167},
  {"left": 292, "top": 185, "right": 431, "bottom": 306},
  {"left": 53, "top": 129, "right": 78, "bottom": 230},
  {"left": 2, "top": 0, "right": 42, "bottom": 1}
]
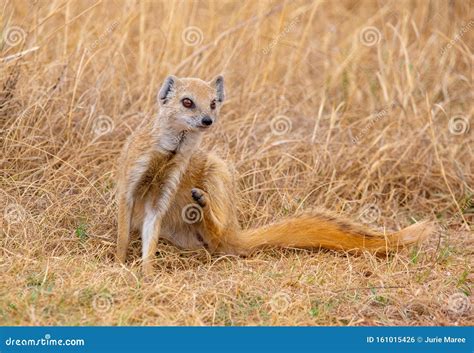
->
[{"left": 0, "top": 0, "right": 473, "bottom": 325}]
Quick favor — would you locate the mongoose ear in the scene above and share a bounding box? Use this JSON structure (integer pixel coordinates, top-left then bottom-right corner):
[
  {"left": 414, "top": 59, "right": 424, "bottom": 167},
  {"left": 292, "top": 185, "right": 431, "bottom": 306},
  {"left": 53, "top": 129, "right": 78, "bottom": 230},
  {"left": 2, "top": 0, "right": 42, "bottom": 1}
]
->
[
  {"left": 158, "top": 75, "right": 177, "bottom": 104},
  {"left": 211, "top": 75, "right": 225, "bottom": 103}
]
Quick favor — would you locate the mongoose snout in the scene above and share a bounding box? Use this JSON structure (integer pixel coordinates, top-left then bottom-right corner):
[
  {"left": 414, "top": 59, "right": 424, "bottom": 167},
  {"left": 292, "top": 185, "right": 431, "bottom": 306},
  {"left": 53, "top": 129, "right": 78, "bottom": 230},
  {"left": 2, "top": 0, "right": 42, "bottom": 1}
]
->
[{"left": 201, "top": 116, "right": 213, "bottom": 126}]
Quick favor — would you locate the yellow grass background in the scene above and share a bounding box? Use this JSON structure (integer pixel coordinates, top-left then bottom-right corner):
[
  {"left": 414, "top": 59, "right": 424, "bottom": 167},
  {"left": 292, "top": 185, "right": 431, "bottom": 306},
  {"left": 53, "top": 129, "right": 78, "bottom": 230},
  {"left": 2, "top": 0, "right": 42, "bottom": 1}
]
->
[{"left": 1, "top": 0, "right": 472, "bottom": 325}]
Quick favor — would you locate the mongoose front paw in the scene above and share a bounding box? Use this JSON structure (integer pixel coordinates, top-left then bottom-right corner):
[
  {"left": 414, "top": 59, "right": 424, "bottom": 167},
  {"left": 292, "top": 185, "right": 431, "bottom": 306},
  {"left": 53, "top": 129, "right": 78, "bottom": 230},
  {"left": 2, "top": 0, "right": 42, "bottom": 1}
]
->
[{"left": 191, "top": 188, "right": 206, "bottom": 207}]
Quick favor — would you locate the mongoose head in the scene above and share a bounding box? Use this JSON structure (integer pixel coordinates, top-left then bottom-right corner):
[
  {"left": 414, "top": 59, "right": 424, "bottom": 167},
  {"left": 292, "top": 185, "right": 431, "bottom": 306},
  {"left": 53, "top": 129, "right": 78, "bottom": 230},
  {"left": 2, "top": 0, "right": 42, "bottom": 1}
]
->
[{"left": 157, "top": 75, "right": 225, "bottom": 132}]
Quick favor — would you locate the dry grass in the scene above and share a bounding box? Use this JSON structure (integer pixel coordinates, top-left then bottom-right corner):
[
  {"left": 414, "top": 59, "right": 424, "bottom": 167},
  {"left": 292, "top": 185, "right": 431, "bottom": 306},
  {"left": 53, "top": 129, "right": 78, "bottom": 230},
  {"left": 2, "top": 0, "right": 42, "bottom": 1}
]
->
[{"left": 0, "top": 0, "right": 473, "bottom": 326}]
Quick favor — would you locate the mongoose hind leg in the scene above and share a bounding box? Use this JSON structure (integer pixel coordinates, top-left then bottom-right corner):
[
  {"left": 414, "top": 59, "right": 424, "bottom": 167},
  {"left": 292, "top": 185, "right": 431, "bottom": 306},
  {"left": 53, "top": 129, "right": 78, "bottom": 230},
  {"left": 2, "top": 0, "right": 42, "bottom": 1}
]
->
[
  {"left": 189, "top": 156, "right": 241, "bottom": 254},
  {"left": 116, "top": 194, "right": 133, "bottom": 263}
]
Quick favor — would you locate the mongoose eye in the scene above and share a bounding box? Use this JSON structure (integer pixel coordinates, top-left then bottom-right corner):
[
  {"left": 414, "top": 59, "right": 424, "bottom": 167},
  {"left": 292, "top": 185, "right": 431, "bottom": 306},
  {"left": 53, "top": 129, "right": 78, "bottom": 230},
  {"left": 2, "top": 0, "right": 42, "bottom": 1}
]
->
[
  {"left": 182, "top": 98, "right": 195, "bottom": 108},
  {"left": 210, "top": 100, "right": 216, "bottom": 110}
]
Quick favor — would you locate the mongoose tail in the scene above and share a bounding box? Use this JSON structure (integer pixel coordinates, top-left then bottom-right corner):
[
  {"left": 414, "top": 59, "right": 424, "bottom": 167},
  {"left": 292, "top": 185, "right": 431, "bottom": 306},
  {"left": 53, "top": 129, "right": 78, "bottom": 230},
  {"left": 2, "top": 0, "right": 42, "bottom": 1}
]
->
[{"left": 237, "top": 211, "right": 433, "bottom": 254}]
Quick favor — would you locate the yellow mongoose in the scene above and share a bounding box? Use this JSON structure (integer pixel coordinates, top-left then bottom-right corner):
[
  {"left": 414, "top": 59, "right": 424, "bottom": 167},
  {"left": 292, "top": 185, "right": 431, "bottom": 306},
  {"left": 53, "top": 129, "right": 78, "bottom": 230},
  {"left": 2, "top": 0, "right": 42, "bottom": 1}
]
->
[{"left": 116, "top": 75, "right": 432, "bottom": 275}]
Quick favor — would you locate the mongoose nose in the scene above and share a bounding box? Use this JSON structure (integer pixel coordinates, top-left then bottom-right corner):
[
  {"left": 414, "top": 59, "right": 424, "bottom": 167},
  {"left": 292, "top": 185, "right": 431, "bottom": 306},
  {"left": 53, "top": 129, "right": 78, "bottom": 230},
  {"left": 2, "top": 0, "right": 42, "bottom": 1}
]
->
[{"left": 201, "top": 116, "right": 213, "bottom": 126}]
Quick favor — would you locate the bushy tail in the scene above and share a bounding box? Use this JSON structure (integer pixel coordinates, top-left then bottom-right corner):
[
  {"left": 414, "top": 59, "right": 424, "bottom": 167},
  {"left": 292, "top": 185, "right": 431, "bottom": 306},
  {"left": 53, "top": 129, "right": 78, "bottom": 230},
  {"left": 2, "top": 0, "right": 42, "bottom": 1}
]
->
[{"left": 234, "top": 210, "right": 432, "bottom": 254}]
